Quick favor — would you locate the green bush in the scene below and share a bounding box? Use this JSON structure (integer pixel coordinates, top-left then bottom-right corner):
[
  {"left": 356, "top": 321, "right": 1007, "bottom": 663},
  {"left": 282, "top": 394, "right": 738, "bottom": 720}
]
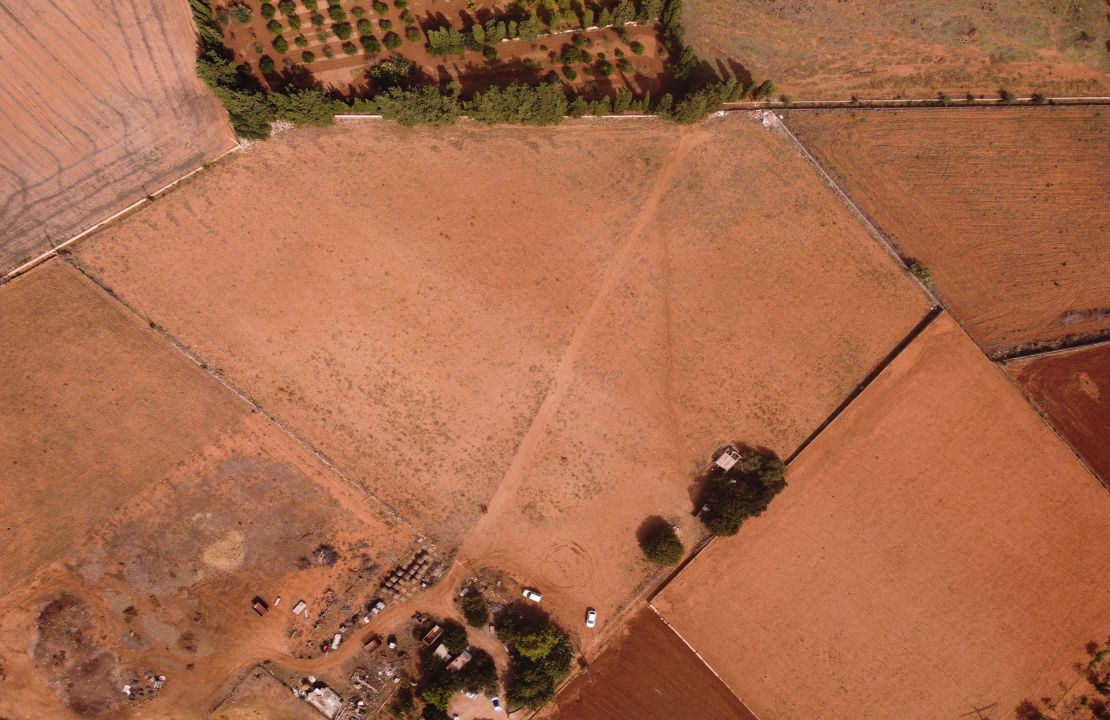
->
[
  {"left": 214, "top": 86, "right": 276, "bottom": 138},
  {"left": 750, "top": 79, "right": 776, "bottom": 100},
  {"left": 302, "top": 50, "right": 316, "bottom": 63},
  {"left": 261, "top": 2, "right": 276, "bottom": 18},
  {"left": 360, "top": 34, "right": 381, "bottom": 52},
  {"left": 259, "top": 54, "right": 276, "bottom": 73},
  {"left": 563, "top": 65, "right": 576, "bottom": 80},
  {"left": 382, "top": 30, "right": 401, "bottom": 48},
  {"left": 295, "top": 34, "right": 309, "bottom": 47},
  {"left": 316, "top": 29, "right": 328, "bottom": 41},
  {"left": 267, "top": 18, "right": 283, "bottom": 33},
  {"left": 323, "top": 44, "right": 335, "bottom": 57},
  {"left": 496, "top": 607, "right": 573, "bottom": 710},
  {"left": 699, "top": 451, "right": 786, "bottom": 536},
  {"left": 629, "top": 39, "right": 644, "bottom": 54},
  {"left": 465, "top": 82, "right": 567, "bottom": 126},
  {"left": 328, "top": 5, "right": 346, "bottom": 21},
  {"left": 303, "top": 0, "right": 318, "bottom": 9},
  {"left": 909, "top": 262, "right": 933, "bottom": 284},
  {"left": 418, "top": 641, "right": 498, "bottom": 710},
  {"left": 596, "top": 59, "right": 614, "bottom": 75},
  {"left": 229, "top": 2, "right": 252, "bottom": 23},
  {"left": 357, "top": 18, "right": 372, "bottom": 34},
  {"left": 351, "top": 5, "right": 366, "bottom": 17},
  {"left": 311, "top": 12, "right": 325, "bottom": 25},
  {"left": 405, "top": 26, "right": 421, "bottom": 41},
  {"left": 371, "top": 85, "right": 461, "bottom": 126},
  {"left": 215, "top": 7, "right": 230, "bottom": 25},
  {"left": 343, "top": 40, "right": 358, "bottom": 54},
  {"left": 459, "top": 591, "right": 489, "bottom": 628},
  {"left": 401, "top": 10, "right": 415, "bottom": 25},
  {"left": 395, "top": 0, "right": 408, "bottom": 7},
  {"left": 271, "top": 87, "right": 342, "bottom": 126},
  {"left": 272, "top": 35, "right": 289, "bottom": 52},
  {"left": 333, "top": 21, "right": 353, "bottom": 39},
  {"left": 483, "top": 44, "right": 497, "bottom": 61},
  {"left": 640, "top": 523, "right": 683, "bottom": 565},
  {"left": 378, "top": 18, "right": 392, "bottom": 29},
  {"left": 372, "top": 0, "right": 388, "bottom": 12},
  {"left": 288, "top": 15, "right": 302, "bottom": 29},
  {"left": 278, "top": 0, "right": 296, "bottom": 15},
  {"left": 617, "top": 58, "right": 633, "bottom": 73}
]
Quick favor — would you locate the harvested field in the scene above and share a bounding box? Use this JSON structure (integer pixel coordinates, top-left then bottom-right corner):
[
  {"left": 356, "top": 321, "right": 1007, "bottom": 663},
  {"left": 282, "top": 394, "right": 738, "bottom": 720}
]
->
[
  {"left": 73, "top": 121, "right": 683, "bottom": 543},
  {"left": 653, "top": 312, "right": 1110, "bottom": 720},
  {"left": 0, "top": 259, "right": 414, "bottom": 719},
  {"left": 684, "top": 0, "right": 1110, "bottom": 99},
  {"left": 785, "top": 107, "right": 1110, "bottom": 354},
  {"left": 457, "top": 113, "right": 929, "bottom": 638},
  {"left": 548, "top": 608, "right": 755, "bottom": 720},
  {"left": 1005, "top": 341, "right": 1110, "bottom": 487},
  {"left": 0, "top": 0, "right": 235, "bottom": 274}
]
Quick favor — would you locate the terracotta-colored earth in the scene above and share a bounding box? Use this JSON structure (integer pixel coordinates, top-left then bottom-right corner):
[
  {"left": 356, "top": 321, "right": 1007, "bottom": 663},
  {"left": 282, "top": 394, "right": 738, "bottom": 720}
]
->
[
  {"left": 785, "top": 107, "right": 1110, "bottom": 355},
  {"left": 73, "top": 120, "right": 684, "bottom": 543},
  {"left": 547, "top": 608, "right": 756, "bottom": 720},
  {"left": 0, "top": 0, "right": 235, "bottom": 274},
  {"left": 685, "top": 0, "right": 1110, "bottom": 99},
  {"left": 210, "top": 666, "right": 321, "bottom": 720},
  {"left": 652, "top": 312, "right": 1110, "bottom": 720},
  {"left": 1005, "top": 340, "right": 1110, "bottom": 488},
  {"left": 456, "top": 113, "right": 929, "bottom": 644},
  {"left": 0, "top": 260, "right": 415, "bottom": 719},
  {"left": 219, "top": 0, "right": 666, "bottom": 98}
]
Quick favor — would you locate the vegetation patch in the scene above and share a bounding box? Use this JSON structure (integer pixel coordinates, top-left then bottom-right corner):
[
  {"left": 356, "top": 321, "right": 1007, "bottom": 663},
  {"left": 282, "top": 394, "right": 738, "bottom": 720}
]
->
[
  {"left": 495, "top": 604, "right": 574, "bottom": 710},
  {"left": 698, "top": 449, "right": 786, "bottom": 536}
]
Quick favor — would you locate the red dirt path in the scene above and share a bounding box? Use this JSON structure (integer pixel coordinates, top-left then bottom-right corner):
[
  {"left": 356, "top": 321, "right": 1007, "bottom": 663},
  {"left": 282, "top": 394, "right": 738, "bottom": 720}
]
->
[
  {"left": 1005, "top": 341, "right": 1110, "bottom": 488},
  {"left": 654, "top": 312, "right": 1110, "bottom": 720},
  {"left": 0, "top": 0, "right": 235, "bottom": 274}
]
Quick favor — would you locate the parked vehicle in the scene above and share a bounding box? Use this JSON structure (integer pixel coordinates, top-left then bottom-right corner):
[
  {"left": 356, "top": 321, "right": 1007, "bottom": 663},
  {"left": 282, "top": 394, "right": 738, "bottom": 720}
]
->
[
  {"left": 491, "top": 696, "right": 503, "bottom": 712},
  {"left": 585, "top": 608, "right": 597, "bottom": 628},
  {"left": 521, "top": 588, "right": 542, "bottom": 602}
]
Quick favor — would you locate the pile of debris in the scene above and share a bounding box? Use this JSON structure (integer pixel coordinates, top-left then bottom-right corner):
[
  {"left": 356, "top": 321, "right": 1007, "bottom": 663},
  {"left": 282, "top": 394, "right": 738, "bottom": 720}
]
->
[{"left": 121, "top": 671, "right": 166, "bottom": 705}]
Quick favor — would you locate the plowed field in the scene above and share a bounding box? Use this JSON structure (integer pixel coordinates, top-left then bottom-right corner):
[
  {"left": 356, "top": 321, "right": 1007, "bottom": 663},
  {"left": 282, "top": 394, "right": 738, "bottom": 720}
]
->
[
  {"left": 1006, "top": 341, "right": 1110, "bottom": 487},
  {"left": 684, "top": 0, "right": 1110, "bottom": 99},
  {"left": 653, "top": 312, "right": 1110, "bottom": 720},
  {"left": 0, "top": 0, "right": 235, "bottom": 274},
  {"left": 786, "top": 107, "right": 1110, "bottom": 354}
]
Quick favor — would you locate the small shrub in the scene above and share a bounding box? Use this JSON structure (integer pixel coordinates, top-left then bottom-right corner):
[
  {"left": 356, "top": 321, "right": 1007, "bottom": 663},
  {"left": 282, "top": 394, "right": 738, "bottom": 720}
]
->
[
  {"left": 295, "top": 34, "right": 309, "bottom": 47},
  {"left": 1031, "top": 92, "right": 1046, "bottom": 105},
  {"left": 303, "top": 0, "right": 318, "bottom": 8},
  {"left": 316, "top": 29, "right": 328, "bottom": 41},
  {"left": 483, "top": 44, "right": 497, "bottom": 61},
  {"left": 629, "top": 40, "right": 644, "bottom": 54},
  {"left": 259, "top": 55, "right": 276, "bottom": 73},
  {"left": 343, "top": 40, "right": 358, "bottom": 54},
  {"left": 288, "top": 15, "right": 302, "bottom": 29},
  {"left": 999, "top": 88, "right": 1016, "bottom": 103},
  {"left": 357, "top": 18, "right": 373, "bottom": 34},
  {"left": 272, "top": 35, "right": 289, "bottom": 52},
  {"left": 640, "top": 523, "right": 684, "bottom": 565},
  {"left": 328, "top": 5, "right": 347, "bottom": 21},
  {"left": 379, "top": 18, "right": 392, "bottom": 29},
  {"left": 383, "top": 30, "right": 402, "bottom": 48},
  {"left": 394, "top": 0, "right": 408, "bottom": 7},
  {"left": 267, "top": 18, "right": 283, "bottom": 33},
  {"left": 405, "top": 26, "right": 421, "bottom": 41},
  {"left": 261, "top": 2, "right": 276, "bottom": 18},
  {"left": 229, "top": 2, "right": 253, "bottom": 23},
  {"left": 596, "top": 59, "right": 613, "bottom": 75},
  {"left": 617, "top": 58, "right": 633, "bottom": 73},
  {"left": 323, "top": 44, "right": 335, "bottom": 57},
  {"left": 302, "top": 50, "right": 317, "bottom": 63},
  {"left": 333, "top": 21, "right": 353, "bottom": 39},
  {"left": 372, "top": 0, "right": 388, "bottom": 12},
  {"left": 401, "top": 10, "right": 415, "bottom": 25},
  {"left": 563, "top": 65, "right": 576, "bottom": 80},
  {"left": 278, "top": 0, "right": 296, "bottom": 15},
  {"left": 311, "top": 12, "right": 325, "bottom": 25},
  {"left": 909, "top": 262, "right": 933, "bottom": 284},
  {"left": 360, "top": 34, "right": 381, "bottom": 52},
  {"left": 351, "top": 5, "right": 366, "bottom": 17},
  {"left": 215, "top": 8, "right": 230, "bottom": 25},
  {"left": 459, "top": 591, "right": 489, "bottom": 628}
]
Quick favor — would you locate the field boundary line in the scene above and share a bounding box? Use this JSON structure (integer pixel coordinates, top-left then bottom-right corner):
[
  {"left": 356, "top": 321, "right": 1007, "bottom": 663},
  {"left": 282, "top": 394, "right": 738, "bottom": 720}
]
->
[
  {"left": 993, "top": 329, "right": 1110, "bottom": 362},
  {"left": 57, "top": 253, "right": 419, "bottom": 536},
  {"left": 1, "top": 143, "right": 243, "bottom": 284},
  {"left": 726, "top": 96, "right": 1110, "bottom": 110}
]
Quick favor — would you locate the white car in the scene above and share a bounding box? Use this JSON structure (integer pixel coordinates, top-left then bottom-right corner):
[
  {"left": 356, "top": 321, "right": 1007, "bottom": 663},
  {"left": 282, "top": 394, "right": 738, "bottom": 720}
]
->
[
  {"left": 521, "top": 588, "right": 542, "bottom": 603},
  {"left": 491, "top": 697, "right": 503, "bottom": 712},
  {"left": 585, "top": 608, "right": 597, "bottom": 628}
]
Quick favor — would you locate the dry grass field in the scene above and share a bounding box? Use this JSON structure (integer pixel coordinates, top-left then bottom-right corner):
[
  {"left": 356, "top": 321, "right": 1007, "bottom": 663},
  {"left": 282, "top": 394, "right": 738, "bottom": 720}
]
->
[
  {"left": 1006, "top": 341, "right": 1110, "bottom": 487},
  {"left": 73, "top": 121, "right": 683, "bottom": 543},
  {"left": 0, "top": 0, "right": 235, "bottom": 275},
  {"left": 457, "top": 114, "right": 929, "bottom": 638},
  {"left": 0, "top": 260, "right": 414, "bottom": 719},
  {"left": 684, "top": 0, "right": 1110, "bottom": 99},
  {"left": 548, "top": 608, "right": 756, "bottom": 720},
  {"left": 786, "top": 107, "right": 1110, "bottom": 355},
  {"left": 652, "top": 312, "right": 1110, "bottom": 720}
]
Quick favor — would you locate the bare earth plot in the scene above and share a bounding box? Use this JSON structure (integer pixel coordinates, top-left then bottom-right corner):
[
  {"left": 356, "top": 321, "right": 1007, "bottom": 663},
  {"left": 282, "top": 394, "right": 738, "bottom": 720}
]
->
[
  {"left": 684, "top": 0, "right": 1110, "bottom": 99},
  {"left": 1005, "top": 340, "right": 1110, "bottom": 488},
  {"left": 74, "top": 121, "right": 681, "bottom": 543},
  {"left": 0, "top": 0, "right": 235, "bottom": 275},
  {"left": 0, "top": 261, "right": 414, "bottom": 719},
  {"left": 457, "top": 114, "right": 929, "bottom": 640},
  {"left": 548, "top": 608, "right": 755, "bottom": 720},
  {"left": 786, "top": 107, "right": 1110, "bottom": 355},
  {"left": 652, "top": 312, "right": 1110, "bottom": 720}
]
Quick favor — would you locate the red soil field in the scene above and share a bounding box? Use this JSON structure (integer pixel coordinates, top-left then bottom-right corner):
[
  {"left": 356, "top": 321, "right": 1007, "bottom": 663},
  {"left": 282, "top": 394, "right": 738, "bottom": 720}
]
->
[
  {"left": 456, "top": 113, "right": 929, "bottom": 642},
  {"left": 0, "top": 260, "right": 415, "bottom": 719},
  {"left": 0, "top": 0, "right": 235, "bottom": 274},
  {"left": 684, "top": 0, "right": 1110, "bottom": 99},
  {"left": 220, "top": 0, "right": 665, "bottom": 98},
  {"left": 1005, "top": 341, "right": 1110, "bottom": 487},
  {"left": 74, "top": 121, "right": 682, "bottom": 543},
  {"left": 548, "top": 608, "right": 756, "bottom": 720},
  {"left": 653, "top": 312, "right": 1110, "bottom": 720},
  {"left": 785, "top": 107, "right": 1110, "bottom": 355}
]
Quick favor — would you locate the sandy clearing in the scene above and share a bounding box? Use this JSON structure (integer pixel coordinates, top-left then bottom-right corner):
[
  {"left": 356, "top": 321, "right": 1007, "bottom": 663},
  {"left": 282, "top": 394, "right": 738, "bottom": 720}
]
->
[
  {"left": 653, "top": 312, "right": 1110, "bottom": 720},
  {"left": 456, "top": 113, "right": 930, "bottom": 643},
  {"left": 74, "top": 120, "right": 682, "bottom": 543},
  {"left": 1005, "top": 341, "right": 1110, "bottom": 488},
  {"left": 684, "top": 0, "right": 1110, "bottom": 100},
  {"left": 0, "top": 0, "right": 235, "bottom": 274},
  {"left": 785, "top": 107, "right": 1110, "bottom": 354}
]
